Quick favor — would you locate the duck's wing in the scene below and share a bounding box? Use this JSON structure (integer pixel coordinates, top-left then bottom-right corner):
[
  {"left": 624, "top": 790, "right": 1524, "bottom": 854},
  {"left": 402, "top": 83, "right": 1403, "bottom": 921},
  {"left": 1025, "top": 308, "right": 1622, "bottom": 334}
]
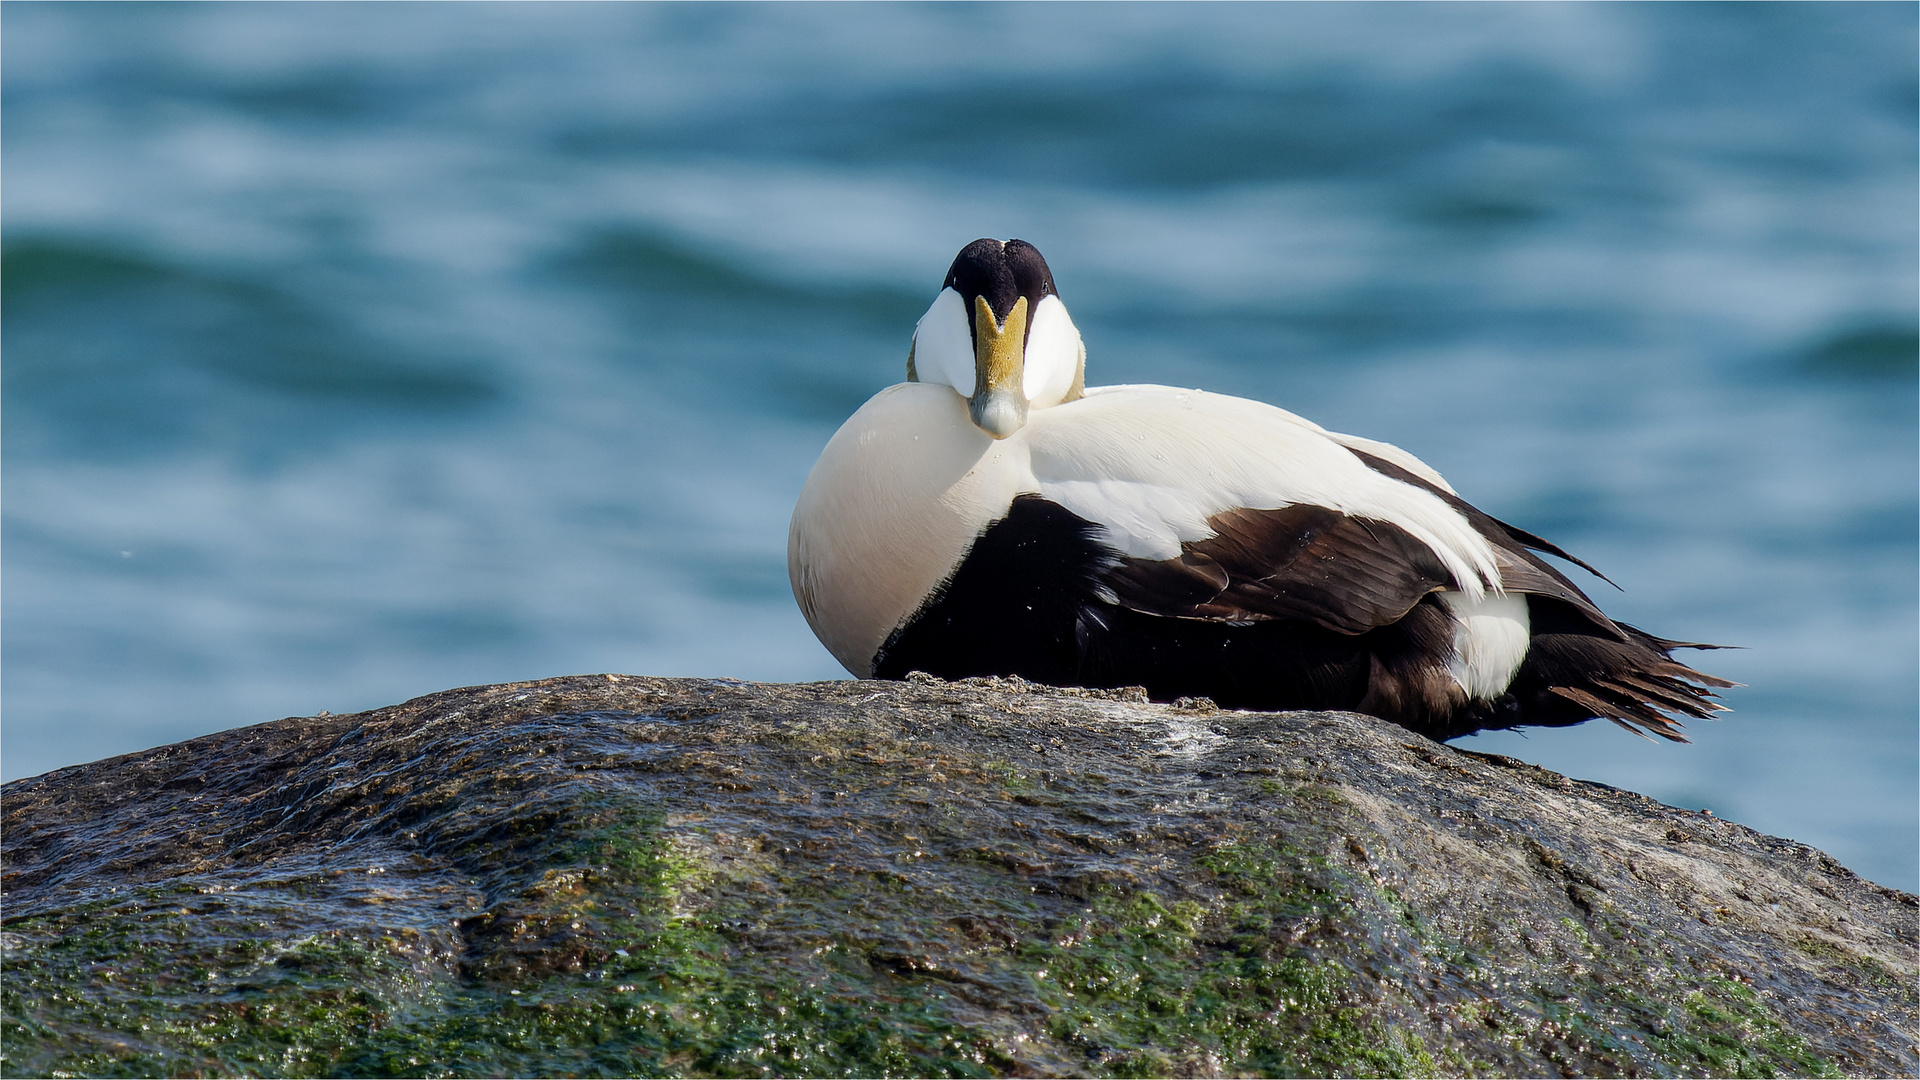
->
[
  {"left": 1024, "top": 387, "right": 1730, "bottom": 739},
  {"left": 1026, "top": 386, "right": 1505, "bottom": 610},
  {"left": 1029, "top": 387, "right": 1521, "bottom": 636},
  {"left": 1081, "top": 443, "right": 1732, "bottom": 740},
  {"left": 1333, "top": 447, "right": 1734, "bottom": 738},
  {"left": 1340, "top": 448, "right": 1627, "bottom": 633},
  {"left": 1100, "top": 502, "right": 1456, "bottom": 635},
  {"left": 1084, "top": 435, "right": 1631, "bottom": 643}
]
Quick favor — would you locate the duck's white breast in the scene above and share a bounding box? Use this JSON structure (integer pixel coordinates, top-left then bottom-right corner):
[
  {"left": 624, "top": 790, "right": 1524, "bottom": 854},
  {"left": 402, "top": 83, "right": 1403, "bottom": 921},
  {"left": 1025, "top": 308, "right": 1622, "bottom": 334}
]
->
[{"left": 788, "top": 382, "right": 1032, "bottom": 675}]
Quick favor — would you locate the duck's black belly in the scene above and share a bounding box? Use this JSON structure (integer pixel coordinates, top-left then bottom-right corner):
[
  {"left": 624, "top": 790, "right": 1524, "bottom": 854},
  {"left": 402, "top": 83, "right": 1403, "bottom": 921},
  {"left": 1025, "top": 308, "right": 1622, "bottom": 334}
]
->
[{"left": 873, "top": 494, "right": 1465, "bottom": 726}]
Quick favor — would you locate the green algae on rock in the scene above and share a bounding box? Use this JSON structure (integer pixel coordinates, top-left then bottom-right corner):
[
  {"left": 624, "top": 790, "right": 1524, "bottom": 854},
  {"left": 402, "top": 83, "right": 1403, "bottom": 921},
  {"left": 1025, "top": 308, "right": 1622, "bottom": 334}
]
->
[{"left": 2, "top": 674, "right": 1914, "bottom": 1078}]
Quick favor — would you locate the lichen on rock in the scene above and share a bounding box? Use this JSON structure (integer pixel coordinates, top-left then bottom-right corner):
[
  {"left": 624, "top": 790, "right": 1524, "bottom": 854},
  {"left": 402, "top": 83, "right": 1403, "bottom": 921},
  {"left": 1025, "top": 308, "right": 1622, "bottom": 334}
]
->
[{"left": 2, "top": 674, "right": 1914, "bottom": 1077}]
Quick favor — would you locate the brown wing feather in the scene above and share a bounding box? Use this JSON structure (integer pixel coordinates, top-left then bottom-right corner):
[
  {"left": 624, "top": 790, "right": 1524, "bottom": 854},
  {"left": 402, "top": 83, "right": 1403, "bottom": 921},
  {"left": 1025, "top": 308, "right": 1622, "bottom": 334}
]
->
[
  {"left": 1345, "top": 448, "right": 1643, "bottom": 642},
  {"left": 1491, "top": 548, "right": 1627, "bottom": 642},
  {"left": 1104, "top": 503, "right": 1454, "bottom": 636},
  {"left": 1097, "top": 445, "right": 1730, "bottom": 739},
  {"left": 1494, "top": 518, "right": 1619, "bottom": 587},
  {"left": 1342, "top": 447, "right": 1735, "bottom": 732}
]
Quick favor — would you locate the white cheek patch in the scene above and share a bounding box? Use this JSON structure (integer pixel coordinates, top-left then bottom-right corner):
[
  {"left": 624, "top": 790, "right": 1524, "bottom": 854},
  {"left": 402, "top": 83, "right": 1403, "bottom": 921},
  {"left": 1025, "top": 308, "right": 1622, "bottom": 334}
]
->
[
  {"left": 1023, "top": 295, "right": 1082, "bottom": 408},
  {"left": 911, "top": 288, "right": 975, "bottom": 396},
  {"left": 1438, "top": 591, "right": 1531, "bottom": 700}
]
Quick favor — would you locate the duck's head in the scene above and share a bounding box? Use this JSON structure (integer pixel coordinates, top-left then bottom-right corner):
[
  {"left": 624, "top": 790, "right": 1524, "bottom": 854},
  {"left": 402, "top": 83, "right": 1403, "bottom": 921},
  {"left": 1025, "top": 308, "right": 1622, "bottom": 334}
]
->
[{"left": 907, "top": 238, "right": 1085, "bottom": 439}]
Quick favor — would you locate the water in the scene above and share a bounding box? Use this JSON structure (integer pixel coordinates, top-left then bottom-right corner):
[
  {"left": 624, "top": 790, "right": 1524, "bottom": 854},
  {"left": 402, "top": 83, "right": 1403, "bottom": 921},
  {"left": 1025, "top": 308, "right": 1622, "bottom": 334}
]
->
[{"left": 4, "top": 3, "right": 1914, "bottom": 890}]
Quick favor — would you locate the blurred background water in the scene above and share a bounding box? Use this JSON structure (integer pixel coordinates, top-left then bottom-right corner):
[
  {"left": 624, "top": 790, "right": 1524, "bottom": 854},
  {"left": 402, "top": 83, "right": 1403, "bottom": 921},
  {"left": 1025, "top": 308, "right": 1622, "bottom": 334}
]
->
[{"left": 3, "top": 3, "right": 1914, "bottom": 890}]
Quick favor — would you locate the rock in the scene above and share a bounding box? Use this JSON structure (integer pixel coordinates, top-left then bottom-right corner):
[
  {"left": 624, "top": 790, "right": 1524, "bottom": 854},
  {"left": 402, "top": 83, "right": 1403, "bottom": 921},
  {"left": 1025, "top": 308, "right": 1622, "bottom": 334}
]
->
[{"left": 2, "top": 674, "right": 1913, "bottom": 1078}]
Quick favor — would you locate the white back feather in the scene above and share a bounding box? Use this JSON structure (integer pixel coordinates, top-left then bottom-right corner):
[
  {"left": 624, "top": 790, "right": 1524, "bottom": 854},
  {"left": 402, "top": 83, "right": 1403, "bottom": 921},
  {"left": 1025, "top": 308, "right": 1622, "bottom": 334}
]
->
[{"left": 1026, "top": 386, "right": 1500, "bottom": 597}]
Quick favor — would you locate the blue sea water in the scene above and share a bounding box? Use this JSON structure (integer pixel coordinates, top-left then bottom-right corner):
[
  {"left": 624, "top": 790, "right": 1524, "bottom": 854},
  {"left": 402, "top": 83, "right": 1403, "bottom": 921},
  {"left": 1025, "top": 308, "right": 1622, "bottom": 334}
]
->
[{"left": 3, "top": 3, "right": 1914, "bottom": 890}]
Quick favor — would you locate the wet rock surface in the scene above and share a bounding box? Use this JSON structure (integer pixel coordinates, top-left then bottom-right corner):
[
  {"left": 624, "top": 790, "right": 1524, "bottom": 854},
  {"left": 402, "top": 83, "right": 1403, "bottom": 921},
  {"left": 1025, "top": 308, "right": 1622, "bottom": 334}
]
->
[{"left": 2, "top": 674, "right": 1913, "bottom": 1078}]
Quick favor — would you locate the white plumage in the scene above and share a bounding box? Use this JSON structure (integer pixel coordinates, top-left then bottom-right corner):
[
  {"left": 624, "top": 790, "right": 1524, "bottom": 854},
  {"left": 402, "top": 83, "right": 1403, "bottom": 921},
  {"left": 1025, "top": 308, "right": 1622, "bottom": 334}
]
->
[{"left": 790, "top": 238, "right": 1728, "bottom": 741}]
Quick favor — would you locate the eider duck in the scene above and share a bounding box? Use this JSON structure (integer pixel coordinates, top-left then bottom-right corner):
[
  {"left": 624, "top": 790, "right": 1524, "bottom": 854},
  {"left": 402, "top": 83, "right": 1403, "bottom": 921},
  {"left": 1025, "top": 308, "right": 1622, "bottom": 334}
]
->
[{"left": 788, "top": 238, "right": 1731, "bottom": 741}]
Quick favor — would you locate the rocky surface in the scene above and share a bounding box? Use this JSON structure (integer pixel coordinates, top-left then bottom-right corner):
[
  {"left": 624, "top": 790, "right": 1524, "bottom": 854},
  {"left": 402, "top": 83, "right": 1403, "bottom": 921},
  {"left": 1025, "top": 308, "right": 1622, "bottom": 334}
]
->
[{"left": 1, "top": 674, "right": 1913, "bottom": 1078}]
